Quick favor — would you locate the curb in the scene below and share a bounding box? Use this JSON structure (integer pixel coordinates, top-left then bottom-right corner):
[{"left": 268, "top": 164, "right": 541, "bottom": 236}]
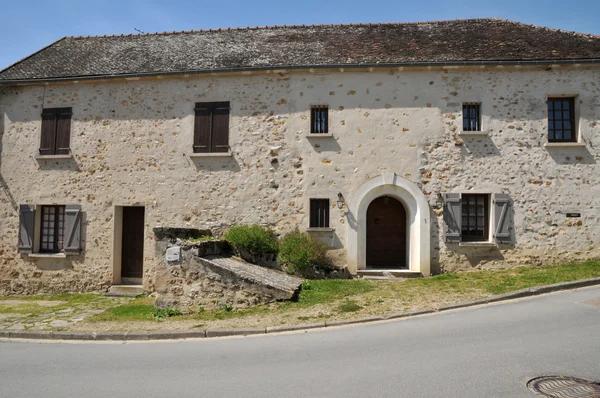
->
[{"left": 2, "top": 277, "right": 599, "bottom": 342}]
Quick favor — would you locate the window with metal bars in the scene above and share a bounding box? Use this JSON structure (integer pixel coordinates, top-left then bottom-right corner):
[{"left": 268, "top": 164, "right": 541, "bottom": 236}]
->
[
  {"left": 462, "top": 103, "right": 481, "bottom": 131},
  {"left": 40, "top": 206, "right": 65, "bottom": 253},
  {"left": 310, "top": 106, "right": 328, "bottom": 134},
  {"left": 310, "top": 199, "right": 330, "bottom": 228},
  {"left": 461, "top": 194, "right": 489, "bottom": 242},
  {"left": 548, "top": 97, "right": 576, "bottom": 142}
]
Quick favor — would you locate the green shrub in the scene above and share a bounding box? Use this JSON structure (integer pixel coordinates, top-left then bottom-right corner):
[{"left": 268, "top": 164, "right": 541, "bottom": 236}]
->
[
  {"left": 278, "top": 229, "right": 328, "bottom": 273},
  {"left": 224, "top": 224, "right": 279, "bottom": 256},
  {"left": 152, "top": 307, "right": 183, "bottom": 321}
]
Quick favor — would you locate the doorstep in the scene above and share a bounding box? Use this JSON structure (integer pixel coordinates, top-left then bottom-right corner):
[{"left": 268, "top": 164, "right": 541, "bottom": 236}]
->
[
  {"left": 357, "top": 269, "right": 423, "bottom": 280},
  {"left": 106, "top": 285, "right": 144, "bottom": 297}
]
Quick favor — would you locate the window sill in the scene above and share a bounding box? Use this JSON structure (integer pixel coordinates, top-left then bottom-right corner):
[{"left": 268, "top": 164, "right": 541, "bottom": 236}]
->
[
  {"left": 28, "top": 253, "right": 67, "bottom": 259},
  {"left": 306, "top": 133, "right": 333, "bottom": 138},
  {"left": 544, "top": 142, "right": 586, "bottom": 148},
  {"left": 306, "top": 227, "right": 334, "bottom": 232},
  {"left": 459, "top": 131, "right": 488, "bottom": 137},
  {"left": 34, "top": 154, "right": 74, "bottom": 160},
  {"left": 459, "top": 242, "right": 498, "bottom": 248},
  {"left": 189, "top": 152, "right": 233, "bottom": 158}
]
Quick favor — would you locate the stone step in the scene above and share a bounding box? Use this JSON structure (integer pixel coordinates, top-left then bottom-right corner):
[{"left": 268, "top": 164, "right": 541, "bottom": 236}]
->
[
  {"left": 106, "top": 285, "right": 144, "bottom": 297},
  {"left": 357, "top": 270, "right": 422, "bottom": 280}
]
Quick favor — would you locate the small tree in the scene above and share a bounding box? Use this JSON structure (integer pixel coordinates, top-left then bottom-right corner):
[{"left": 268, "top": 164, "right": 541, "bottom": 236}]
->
[{"left": 279, "top": 229, "right": 328, "bottom": 273}]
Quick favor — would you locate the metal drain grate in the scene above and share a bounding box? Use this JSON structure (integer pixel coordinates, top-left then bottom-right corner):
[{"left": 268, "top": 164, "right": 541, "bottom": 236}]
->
[{"left": 527, "top": 376, "right": 600, "bottom": 397}]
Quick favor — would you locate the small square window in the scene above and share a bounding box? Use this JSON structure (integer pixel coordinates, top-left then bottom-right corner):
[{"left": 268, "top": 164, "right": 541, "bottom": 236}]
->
[
  {"left": 548, "top": 97, "right": 576, "bottom": 142},
  {"left": 462, "top": 103, "right": 481, "bottom": 131},
  {"left": 461, "top": 194, "right": 489, "bottom": 242},
  {"left": 310, "top": 199, "right": 330, "bottom": 228},
  {"left": 310, "top": 106, "right": 328, "bottom": 134}
]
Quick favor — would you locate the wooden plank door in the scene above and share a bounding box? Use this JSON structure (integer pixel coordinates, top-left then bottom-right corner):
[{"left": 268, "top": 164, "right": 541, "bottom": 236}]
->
[
  {"left": 366, "top": 196, "right": 407, "bottom": 269},
  {"left": 121, "top": 207, "right": 145, "bottom": 278}
]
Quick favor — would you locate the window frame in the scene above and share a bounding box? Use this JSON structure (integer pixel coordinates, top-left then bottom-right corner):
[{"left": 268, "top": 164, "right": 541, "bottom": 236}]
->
[
  {"left": 460, "top": 194, "right": 489, "bottom": 242},
  {"left": 310, "top": 105, "right": 329, "bottom": 135},
  {"left": 547, "top": 97, "right": 576, "bottom": 143},
  {"left": 39, "top": 205, "right": 66, "bottom": 253},
  {"left": 462, "top": 103, "right": 481, "bottom": 132},
  {"left": 193, "top": 101, "right": 230, "bottom": 153},
  {"left": 309, "top": 198, "right": 330, "bottom": 228}
]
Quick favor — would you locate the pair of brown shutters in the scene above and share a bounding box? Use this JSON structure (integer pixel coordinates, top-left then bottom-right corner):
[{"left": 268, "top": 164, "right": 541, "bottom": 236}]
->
[
  {"left": 442, "top": 193, "right": 512, "bottom": 243},
  {"left": 193, "top": 102, "right": 230, "bottom": 153},
  {"left": 18, "top": 204, "right": 82, "bottom": 255},
  {"left": 40, "top": 108, "right": 72, "bottom": 155}
]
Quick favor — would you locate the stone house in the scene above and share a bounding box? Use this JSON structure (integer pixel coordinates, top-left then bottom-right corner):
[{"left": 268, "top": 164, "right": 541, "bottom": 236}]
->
[{"left": 1, "top": 18, "right": 600, "bottom": 295}]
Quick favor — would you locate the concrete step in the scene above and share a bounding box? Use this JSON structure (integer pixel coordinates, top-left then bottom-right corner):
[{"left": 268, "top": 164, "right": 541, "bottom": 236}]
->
[
  {"left": 106, "top": 285, "right": 144, "bottom": 297},
  {"left": 357, "top": 270, "right": 422, "bottom": 280}
]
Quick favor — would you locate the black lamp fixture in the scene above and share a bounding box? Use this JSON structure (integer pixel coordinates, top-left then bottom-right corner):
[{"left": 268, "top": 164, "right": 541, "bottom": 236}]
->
[{"left": 337, "top": 192, "right": 345, "bottom": 209}]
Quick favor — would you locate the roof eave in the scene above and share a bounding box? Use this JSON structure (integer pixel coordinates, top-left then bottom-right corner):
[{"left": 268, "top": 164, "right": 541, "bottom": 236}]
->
[{"left": 1, "top": 58, "right": 600, "bottom": 85}]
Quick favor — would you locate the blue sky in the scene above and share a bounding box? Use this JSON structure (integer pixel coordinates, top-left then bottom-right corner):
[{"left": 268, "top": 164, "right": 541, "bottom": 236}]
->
[{"left": 1, "top": 0, "right": 599, "bottom": 70}]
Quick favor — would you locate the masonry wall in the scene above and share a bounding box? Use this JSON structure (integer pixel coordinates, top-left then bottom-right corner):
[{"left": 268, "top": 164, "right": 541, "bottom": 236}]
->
[{"left": 1, "top": 65, "right": 599, "bottom": 294}]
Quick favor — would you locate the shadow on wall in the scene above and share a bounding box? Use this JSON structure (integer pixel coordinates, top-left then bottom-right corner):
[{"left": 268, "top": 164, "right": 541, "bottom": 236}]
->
[
  {"left": 0, "top": 119, "right": 18, "bottom": 212},
  {"left": 307, "top": 137, "right": 342, "bottom": 153},
  {"left": 459, "top": 135, "right": 501, "bottom": 158},
  {"left": 429, "top": 206, "right": 441, "bottom": 275},
  {"left": 187, "top": 154, "right": 242, "bottom": 172},
  {"left": 35, "top": 156, "right": 81, "bottom": 171},
  {"left": 546, "top": 146, "right": 596, "bottom": 165}
]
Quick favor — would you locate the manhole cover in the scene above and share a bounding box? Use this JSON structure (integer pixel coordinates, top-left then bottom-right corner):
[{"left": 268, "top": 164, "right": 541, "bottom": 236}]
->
[{"left": 527, "top": 376, "right": 600, "bottom": 397}]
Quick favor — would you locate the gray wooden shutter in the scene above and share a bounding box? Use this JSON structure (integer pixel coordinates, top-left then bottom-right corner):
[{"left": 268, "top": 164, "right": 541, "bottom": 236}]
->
[
  {"left": 493, "top": 193, "right": 512, "bottom": 243},
  {"left": 443, "top": 193, "right": 462, "bottom": 242},
  {"left": 64, "top": 204, "right": 82, "bottom": 255},
  {"left": 40, "top": 109, "right": 57, "bottom": 155},
  {"left": 193, "top": 103, "right": 211, "bottom": 153},
  {"left": 18, "top": 204, "right": 35, "bottom": 253},
  {"left": 55, "top": 107, "right": 72, "bottom": 155},
  {"left": 212, "top": 102, "right": 230, "bottom": 153}
]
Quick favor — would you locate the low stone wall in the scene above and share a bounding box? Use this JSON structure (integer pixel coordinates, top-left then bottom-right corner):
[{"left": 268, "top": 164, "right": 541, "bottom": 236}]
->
[{"left": 153, "top": 229, "right": 302, "bottom": 312}]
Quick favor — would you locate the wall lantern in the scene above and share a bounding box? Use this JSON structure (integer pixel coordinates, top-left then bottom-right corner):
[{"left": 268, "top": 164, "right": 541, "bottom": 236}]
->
[
  {"left": 436, "top": 193, "right": 444, "bottom": 209},
  {"left": 337, "top": 192, "right": 345, "bottom": 209}
]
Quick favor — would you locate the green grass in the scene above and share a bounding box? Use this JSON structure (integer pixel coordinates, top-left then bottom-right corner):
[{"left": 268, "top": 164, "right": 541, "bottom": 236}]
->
[
  {"left": 75, "top": 259, "right": 600, "bottom": 325},
  {"left": 0, "top": 293, "right": 107, "bottom": 316}
]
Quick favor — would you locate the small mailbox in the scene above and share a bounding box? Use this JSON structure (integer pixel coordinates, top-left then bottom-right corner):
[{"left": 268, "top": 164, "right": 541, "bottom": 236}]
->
[{"left": 166, "top": 246, "right": 181, "bottom": 262}]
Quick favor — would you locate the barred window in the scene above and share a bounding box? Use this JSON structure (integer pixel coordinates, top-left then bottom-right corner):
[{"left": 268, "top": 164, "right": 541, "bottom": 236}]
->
[
  {"left": 310, "top": 199, "right": 330, "bottom": 228},
  {"left": 462, "top": 103, "right": 481, "bottom": 131},
  {"left": 311, "top": 106, "right": 328, "bottom": 134}
]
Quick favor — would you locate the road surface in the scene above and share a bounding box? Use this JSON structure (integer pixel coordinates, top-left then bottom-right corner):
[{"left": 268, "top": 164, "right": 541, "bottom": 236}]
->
[{"left": 1, "top": 286, "right": 599, "bottom": 397}]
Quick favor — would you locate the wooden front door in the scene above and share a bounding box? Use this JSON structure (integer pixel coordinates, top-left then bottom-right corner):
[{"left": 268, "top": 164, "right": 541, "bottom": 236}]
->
[
  {"left": 366, "top": 196, "right": 407, "bottom": 269},
  {"left": 121, "top": 207, "right": 145, "bottom": 279}
]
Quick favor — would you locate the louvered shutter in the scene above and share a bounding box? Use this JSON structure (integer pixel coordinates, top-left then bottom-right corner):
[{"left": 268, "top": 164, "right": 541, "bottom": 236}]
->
[
  {"left": 212, "top": 102, "right": 230, "bottom": 153},
  {"left": 40, "top": 109, "right": 57, "bottom": 155},
  {"left": 443, "top": 193, "right": 462, "bottom": 242},
  {"left": 18, "top": 204, "right": 35, "bottom": 253},
  {"left": 64, "top": 204, "right": 82, "bottom": 255},
  {"left": 55, "top": 108, "right": 72, "bottom": 155},
  {"left": 492, "top": 193, "right": 512, "bottom": 243},
  {"left": 193, "top": 104, "right": 211, "bottom": 153}
]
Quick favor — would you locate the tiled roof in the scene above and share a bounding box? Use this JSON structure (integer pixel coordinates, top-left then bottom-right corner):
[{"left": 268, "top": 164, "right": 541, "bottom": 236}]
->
[{"left": 1, "top": 18, "right": 600, "bottom": 82}]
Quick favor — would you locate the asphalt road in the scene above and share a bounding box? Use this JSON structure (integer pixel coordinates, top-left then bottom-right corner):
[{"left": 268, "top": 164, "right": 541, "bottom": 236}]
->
[{"left": 1, "top": 286, "right": 599, "bottom": 398}]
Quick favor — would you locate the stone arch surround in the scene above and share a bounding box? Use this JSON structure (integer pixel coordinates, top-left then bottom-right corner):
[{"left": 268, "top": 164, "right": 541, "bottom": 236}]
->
[{"left": 347, "top": 172, "right": 431, "bottom": 276}]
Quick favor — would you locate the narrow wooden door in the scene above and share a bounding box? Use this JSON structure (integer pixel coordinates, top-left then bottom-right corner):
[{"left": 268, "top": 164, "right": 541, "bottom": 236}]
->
[
  {"left": 366, "top": 196, "right": 407, "bottom": 269},
  {"left": 121, "top": 207, "right": 145, "bottom": 278}
]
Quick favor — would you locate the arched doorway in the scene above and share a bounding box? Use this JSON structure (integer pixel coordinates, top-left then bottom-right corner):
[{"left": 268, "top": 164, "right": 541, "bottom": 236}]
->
[{"left": 366, "top": 196, "right": 407, "bottom": 269}]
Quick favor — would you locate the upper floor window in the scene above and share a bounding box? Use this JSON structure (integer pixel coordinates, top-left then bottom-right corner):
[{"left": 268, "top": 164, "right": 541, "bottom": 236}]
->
[
  {"left": 193, "top": 102, "right": 230, "bottom": 153},
  {"left": 548, "top": 97, "right": 576, "bottom": 142},
  {"left": 309, "top": 198, "right": 330, "bottom": 228},
  {"left": 311, "top": 105, "right": 328, "bottom": 134},
  {"left": 40, "top": 108, "right": 72, "bottom": 155},
  {"left": 462, "top": 103, "right": 481, "bottom": 131}
]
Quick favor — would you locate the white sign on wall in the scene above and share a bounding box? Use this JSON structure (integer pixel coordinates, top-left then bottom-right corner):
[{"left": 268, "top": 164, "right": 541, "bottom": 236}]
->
[{"left": 166, "top": 246, "right": 181, "bottom": 263}]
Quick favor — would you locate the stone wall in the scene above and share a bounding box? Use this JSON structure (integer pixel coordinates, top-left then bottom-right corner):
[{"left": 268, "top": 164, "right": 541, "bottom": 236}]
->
[
  {"left": 153, "top": 233, "right": 301, "bottom": 312},
  {"left": 1, "top": 65, "right": 600, "bottom": 294}
]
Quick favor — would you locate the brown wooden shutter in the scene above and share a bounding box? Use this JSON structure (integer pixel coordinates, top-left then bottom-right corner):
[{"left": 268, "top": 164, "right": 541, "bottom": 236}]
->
[
  {"left": 212, "top": 102, "right": 230, "bottom": 153},
  {"left": 492, "top": 193, "right": 512, "bottom": 243},
  {"left": 40, "top": 109, "right": 57, "bottom": 155},
  {"left": 443, "top": 193, "right": 462, "bottom": 242},
  {"left": 64, "top": 204, "right": 82, "bottom": 255},
  {"left": 18, "top": 204, "right": 35, "bottom": 253},
  {"left": 55, "top": 108, "right": 72, "bottom": 155},
  {"left": 193, "top": 103, "right": 211, "bottom": 153}
]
